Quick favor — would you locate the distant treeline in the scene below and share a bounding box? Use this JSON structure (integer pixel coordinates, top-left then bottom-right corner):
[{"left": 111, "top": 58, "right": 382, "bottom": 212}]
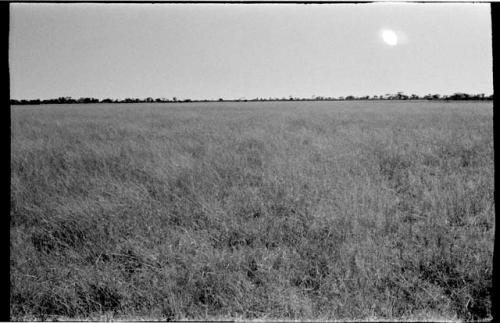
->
[{"left": 10, "top": 92, "right": 493, "bottom": 105}]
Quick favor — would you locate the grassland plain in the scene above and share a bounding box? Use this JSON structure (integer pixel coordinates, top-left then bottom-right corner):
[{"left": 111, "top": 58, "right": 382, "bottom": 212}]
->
[{"left": 10, "top": 101, "right": 493, "bottom": 321}]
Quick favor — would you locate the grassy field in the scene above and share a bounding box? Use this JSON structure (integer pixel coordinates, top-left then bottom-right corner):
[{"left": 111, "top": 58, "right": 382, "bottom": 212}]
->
[{"left": 10, "top": 100, "right": 494, "bottom": 321}]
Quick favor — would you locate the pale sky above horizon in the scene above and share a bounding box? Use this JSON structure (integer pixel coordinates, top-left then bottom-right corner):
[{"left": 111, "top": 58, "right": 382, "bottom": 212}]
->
[{"left": 10, "top": 3, "right": 493, "bottom": 100}]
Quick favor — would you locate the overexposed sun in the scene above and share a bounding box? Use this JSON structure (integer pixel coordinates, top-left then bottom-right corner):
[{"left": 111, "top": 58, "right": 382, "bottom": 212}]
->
[{"left": 382, "top": 29, "right": 398, "bottom": 46}]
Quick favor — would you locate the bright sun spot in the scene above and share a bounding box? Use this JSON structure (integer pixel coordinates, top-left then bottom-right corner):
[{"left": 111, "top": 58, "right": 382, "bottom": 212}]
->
[{"left": 381, "top": 29, "right": 398, "bottom": 46}]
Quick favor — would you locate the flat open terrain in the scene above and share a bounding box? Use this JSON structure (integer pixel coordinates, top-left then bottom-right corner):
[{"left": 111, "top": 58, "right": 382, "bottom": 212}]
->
[{"left": 10, "top": 101, "right": 494, "bottom": 320}]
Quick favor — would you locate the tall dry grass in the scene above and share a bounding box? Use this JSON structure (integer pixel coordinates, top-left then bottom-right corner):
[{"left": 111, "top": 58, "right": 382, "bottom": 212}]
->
[{"left": 10, "top": 101, "right": 494, "bottom": 320}]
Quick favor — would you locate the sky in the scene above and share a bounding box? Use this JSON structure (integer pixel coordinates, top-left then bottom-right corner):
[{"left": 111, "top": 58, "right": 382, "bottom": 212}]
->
[{"left": 9, "top": 3, "right": 493, "bottom": 101}]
